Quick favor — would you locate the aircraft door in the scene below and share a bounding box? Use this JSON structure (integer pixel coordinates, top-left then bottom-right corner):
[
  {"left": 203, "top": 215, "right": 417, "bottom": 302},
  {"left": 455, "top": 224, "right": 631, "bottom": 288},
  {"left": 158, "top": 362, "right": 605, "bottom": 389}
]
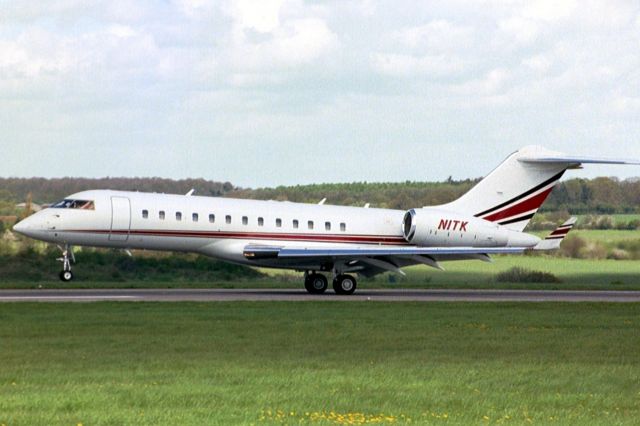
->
[{"left": 109, "top": 196, "right": 131, "bottom": 241}]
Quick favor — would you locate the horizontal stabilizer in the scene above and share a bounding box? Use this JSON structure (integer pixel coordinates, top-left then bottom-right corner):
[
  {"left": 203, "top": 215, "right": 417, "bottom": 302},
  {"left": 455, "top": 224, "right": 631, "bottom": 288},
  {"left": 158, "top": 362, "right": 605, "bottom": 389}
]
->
[
  {"left": 519, "top": 155, "right": 640, "bottom": 165},
  {"left": 534, "top": 217, "right": 577, "bottom": 251}
]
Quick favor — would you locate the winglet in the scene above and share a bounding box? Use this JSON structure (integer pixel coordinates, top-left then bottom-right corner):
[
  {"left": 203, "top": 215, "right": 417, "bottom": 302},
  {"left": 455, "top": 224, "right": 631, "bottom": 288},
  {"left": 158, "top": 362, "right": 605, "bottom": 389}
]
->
[{"left": 533, "top": 217, "right": 577, "bottom": 250}]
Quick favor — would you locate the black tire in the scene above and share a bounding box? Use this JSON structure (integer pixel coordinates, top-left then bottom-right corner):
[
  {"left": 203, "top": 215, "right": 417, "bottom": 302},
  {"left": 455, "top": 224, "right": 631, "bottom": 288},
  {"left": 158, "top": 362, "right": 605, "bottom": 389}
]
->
[
  {"left": 304, "top": 273, "right": 328, "bottom": 294},
  {"left": 59, "top": 270, "right": 74, "bottom": 282},
  {"left": 333, "top": 274, "right": 357, "bottom": 295}
]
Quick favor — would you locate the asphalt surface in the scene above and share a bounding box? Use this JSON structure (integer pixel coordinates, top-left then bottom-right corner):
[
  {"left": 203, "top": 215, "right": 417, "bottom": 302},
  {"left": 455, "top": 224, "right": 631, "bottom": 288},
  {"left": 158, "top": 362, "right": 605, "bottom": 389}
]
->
[{"left": 0, "top": 288, "right": 640, "bottom": 302}]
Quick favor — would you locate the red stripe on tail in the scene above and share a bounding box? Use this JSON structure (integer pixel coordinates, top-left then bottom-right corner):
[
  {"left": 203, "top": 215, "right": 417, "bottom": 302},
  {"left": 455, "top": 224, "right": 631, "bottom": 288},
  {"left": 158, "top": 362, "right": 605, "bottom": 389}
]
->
[{"left": 483, "top": 187, "right": 554, "bottom": 223}]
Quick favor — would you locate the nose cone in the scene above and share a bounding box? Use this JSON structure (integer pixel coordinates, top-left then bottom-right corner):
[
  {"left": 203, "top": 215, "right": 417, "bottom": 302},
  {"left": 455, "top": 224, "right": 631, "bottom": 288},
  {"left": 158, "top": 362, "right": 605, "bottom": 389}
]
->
[
  {"left": 13, "top": 215, "right": 41, "bottom": 239},
  {"left": 12, "top": 219, "right": 28, "bottom": 235},
  {"left": 507, "top": 230, "right": 541, "bottom": 248}
]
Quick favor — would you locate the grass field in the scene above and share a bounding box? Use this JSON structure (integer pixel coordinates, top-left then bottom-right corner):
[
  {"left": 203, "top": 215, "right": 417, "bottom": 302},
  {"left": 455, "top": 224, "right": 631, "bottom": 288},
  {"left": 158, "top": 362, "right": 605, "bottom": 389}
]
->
[{"left": 0, "top": 302, "right": 639, "bottom": 425}]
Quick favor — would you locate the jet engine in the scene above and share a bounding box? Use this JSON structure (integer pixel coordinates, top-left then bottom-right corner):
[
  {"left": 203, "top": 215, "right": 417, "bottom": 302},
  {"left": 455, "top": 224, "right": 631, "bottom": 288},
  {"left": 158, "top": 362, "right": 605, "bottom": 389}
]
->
[{"left": 401, "top": 208, "right": 509, "bottom": 247}]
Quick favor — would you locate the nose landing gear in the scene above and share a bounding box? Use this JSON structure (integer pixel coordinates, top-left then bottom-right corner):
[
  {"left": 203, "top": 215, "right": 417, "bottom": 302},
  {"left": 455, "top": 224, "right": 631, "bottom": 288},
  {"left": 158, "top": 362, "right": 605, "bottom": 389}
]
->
[{"left": 57, "top": 245, "right": 75, "bottom": 282}]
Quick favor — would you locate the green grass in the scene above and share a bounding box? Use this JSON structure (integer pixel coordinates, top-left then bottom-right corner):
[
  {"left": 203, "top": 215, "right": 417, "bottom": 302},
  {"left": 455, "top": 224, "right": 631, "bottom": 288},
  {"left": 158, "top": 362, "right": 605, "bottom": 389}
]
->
[
  {"left": 0, "top": 302, "right": 638, "bottom": 425},
  {"left": 546, "top": 229, "right": 640, "bottom": 244},
  {"left": 531, "top": 229, "right": 640, "bottom": 243},
  {"left": 575, "top": 214, "right": 640, "bottom": 225},
  {"left": 393, "top": 256, "right": 640, "bottom": 290}
]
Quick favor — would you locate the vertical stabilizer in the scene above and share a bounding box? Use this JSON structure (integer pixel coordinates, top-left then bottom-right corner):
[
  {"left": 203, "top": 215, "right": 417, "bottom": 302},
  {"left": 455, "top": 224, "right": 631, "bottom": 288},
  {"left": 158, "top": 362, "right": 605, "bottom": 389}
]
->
[{"left": 437, "top": 146, "right": 568, "bottom": 232}]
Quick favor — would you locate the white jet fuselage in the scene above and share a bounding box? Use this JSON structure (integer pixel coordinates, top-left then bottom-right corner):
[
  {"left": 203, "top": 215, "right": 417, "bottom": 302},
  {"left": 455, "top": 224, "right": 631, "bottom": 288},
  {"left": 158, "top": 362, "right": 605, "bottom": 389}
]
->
[{"left": 14, "top": 189, "right": 539, "bottom": 270}]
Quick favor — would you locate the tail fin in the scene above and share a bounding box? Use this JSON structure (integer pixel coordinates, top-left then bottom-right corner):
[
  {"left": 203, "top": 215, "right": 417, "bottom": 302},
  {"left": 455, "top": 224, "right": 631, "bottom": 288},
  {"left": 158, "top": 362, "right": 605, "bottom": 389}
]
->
[
  {"left": 533, "top": 217, "right": 577, "bottom": 250},
  {"left": 438, "top": 146, "right": 640, "bottom": 232}
]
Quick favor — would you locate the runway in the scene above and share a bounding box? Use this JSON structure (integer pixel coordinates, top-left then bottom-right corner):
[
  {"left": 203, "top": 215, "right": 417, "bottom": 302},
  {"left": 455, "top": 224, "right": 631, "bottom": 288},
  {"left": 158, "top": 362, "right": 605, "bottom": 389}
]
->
[{"left": 1, "top": 288, "right": 640, "bottom": 302}]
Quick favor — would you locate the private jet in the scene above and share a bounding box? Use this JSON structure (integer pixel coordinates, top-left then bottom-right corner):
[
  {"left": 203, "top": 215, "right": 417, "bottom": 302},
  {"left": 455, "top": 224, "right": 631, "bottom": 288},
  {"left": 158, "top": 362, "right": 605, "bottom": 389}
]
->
[{"left": 13, "top": 146, "right": 639, "bottom": 294}]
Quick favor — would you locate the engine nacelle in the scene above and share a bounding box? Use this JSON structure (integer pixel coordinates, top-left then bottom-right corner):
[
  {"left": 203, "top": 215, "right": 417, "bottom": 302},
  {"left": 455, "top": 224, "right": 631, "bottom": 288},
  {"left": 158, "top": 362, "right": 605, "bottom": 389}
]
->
[{"left": 402, "top": 208, "right": 509, "bottom": 247}]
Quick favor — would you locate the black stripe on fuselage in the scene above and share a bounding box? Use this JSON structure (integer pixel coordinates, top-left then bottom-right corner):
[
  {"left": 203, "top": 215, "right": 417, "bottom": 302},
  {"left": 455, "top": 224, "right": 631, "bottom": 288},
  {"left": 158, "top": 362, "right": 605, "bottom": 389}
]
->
[{"left": 475, "top": 170, "right": 565, "bottom": 218}]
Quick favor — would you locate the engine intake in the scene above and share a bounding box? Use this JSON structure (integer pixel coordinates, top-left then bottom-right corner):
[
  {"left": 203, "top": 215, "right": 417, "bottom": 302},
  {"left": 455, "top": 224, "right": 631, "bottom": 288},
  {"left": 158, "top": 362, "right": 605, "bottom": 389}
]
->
[{"left": 402, "top": 209, "right": 416, "bottom": 241}]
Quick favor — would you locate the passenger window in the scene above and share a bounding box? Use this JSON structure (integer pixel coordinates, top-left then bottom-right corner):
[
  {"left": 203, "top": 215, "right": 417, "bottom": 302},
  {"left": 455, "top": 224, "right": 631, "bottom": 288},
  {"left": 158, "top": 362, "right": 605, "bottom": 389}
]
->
[
  {"left": 159, "top": 211, "right": 165, "bottom": 220},
  {"left": 176, "top": 212, "right": 182, "bottom": 221},
  {"left": 142, "top": 210, "right": 149, "bottom": 219},
  {"left": 209, "top": 214, "right": 215, "bottom": 223},
  {"left": 308, "top": 220, "right": 314, "bottom": 230},
  {"left": 226, "top": 215, "right": 231, "bottom": 224},
  {"left": 242, "top": 216, "right": 248, "bottom": 225},
  {"left": 325, "top": 221, "right": 331, "bottom": 231},
  {"left": 192, "top": 213, "right": 199, "bottom": 222},
  {"left": 293, "top": 219, "right": 299, "bottom": 229},
  {"left": 340, "top": 222, "right": 346, "bottom": 232},
  {"left": 258, "top": 217, "right": 264, "bottom": 226},
  {"left": 276, "top": 218, "right": 282, "bottom": 227}
]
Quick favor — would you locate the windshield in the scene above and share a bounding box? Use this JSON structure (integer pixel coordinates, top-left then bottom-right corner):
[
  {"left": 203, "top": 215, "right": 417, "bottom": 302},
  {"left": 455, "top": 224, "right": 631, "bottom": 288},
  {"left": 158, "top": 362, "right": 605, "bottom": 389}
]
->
[{"left": 51, "top": 199, "right": 95, "bottom": 210}]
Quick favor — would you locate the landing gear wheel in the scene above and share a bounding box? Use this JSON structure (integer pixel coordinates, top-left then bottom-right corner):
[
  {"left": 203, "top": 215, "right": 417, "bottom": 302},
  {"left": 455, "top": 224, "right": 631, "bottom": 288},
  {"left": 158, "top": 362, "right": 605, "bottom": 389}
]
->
[
  {"left": 59, "top": 270, "right": 74, "bottom": 282},
  {"left": 57, "top": 244, "right": 75, "bottom": 282},
  {"left": 333, "top": 274, "right": 357, "bottom": 295},
  {"left": 304, "top": 273, "right": 328, "bottom": 294}
]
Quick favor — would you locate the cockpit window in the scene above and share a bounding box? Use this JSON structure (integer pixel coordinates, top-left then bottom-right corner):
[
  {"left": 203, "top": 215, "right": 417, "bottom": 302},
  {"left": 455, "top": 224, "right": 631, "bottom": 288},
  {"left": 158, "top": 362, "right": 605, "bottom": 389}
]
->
[{"left": 51, "top": 199, "right": 95, "bottom": 210}]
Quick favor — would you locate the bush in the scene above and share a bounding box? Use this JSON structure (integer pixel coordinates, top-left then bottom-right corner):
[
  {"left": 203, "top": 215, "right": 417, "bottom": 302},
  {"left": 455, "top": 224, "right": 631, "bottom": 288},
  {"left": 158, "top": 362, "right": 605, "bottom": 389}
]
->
[
  {"left": 608, "top": 249, "right": 631, "bottom": 260},
  {"left": 595, "top": 216, "right": 614, "bottom": 229},
  {"left": 581, "top": 242, "right": 608, "bottom": 259},
  {"left": 559, "top": 235, "right": 587, "bottom": 258},
  {"left": 496, "top": 267, "right": 561, "bottom": 284}
]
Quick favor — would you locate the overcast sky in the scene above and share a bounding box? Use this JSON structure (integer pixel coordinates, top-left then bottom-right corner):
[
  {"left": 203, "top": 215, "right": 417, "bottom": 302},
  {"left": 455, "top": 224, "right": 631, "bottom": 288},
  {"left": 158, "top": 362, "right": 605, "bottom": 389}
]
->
[{"left": 1, "top": 0, "right": 639, "bottom": 187}]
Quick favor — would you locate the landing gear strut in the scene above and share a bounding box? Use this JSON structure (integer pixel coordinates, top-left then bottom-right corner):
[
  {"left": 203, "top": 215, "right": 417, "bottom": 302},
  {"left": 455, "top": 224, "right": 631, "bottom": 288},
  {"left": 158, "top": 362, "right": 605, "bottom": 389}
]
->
[
  {"left": 304, "top": 271, "right": 328, "bottom": 294},
  {"left": 57, "top": 245, "right": 74, "bottom": 282}
]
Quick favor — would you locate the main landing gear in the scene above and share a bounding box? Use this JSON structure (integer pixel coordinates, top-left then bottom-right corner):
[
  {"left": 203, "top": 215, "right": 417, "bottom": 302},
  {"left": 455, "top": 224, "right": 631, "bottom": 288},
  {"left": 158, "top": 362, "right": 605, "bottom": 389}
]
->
[
  {"left": 304, "top": 272, "right": 328, "bottom": 294},
  {"left": 333, "top": 274, "right": 357, "bottom": 295},
  {"left": 57, "top": 245, "right": 75, "bottom": 282},
  {"left": 304, "top": 271, "right": 357, "bottom": 295}
]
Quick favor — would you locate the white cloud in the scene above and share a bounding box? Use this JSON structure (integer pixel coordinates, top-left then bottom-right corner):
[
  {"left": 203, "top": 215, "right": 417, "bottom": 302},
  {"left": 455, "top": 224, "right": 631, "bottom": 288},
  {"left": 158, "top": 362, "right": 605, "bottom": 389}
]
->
[
  {"left": 522, "top": 54, "right": 551, "bottom": 73},
  {"left": 523, "top": 0, "right": 576, "bottom": 21},
  {"left": 392, "top": 20, "right": 474, "bottom": 52},
  {"left": 371, "top": 53, "right": 465, "bottom": 77},
  {"left": 227, "top": 18, "right": 338, "bottom": 72},
  {"left": 228, "top": 0, "right": 285, "bottom": 33},
  {"left": 497, "top": 17, "right": 540, "bottom": 45}
]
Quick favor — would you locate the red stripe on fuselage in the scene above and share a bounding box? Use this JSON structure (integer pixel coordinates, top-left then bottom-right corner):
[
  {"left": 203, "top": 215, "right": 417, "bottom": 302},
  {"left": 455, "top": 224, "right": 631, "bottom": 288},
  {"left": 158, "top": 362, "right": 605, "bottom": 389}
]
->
[{"left": 69, "top": 229, "right": 410, "bottom": 245}]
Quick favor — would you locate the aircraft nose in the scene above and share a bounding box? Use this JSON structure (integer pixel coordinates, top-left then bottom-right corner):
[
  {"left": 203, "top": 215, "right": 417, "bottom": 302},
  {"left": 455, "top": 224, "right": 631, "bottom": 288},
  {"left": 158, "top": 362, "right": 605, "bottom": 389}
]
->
[
  {"left": 13, "top": 219, "right": 28, "bottom": 235},
  {"left": 13, "top": 215, "right": 41, "bottom": 238}
]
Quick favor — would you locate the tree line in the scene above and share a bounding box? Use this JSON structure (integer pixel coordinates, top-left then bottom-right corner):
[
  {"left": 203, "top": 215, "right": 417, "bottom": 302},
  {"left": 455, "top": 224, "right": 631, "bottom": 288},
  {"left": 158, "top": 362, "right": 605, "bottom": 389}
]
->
[{"left": 0, "top": 176, "right": 639, "bottom": 215}]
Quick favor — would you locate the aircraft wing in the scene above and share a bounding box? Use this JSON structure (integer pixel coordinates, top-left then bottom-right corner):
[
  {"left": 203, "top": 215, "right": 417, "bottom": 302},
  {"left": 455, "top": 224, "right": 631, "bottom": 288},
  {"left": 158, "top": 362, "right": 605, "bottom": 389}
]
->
[
  {"left": 243, "top": 244, "right": 528, "bottom": 276},
  {"left": 243, "top": 245, "right": 527, "bottom": 258}
]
